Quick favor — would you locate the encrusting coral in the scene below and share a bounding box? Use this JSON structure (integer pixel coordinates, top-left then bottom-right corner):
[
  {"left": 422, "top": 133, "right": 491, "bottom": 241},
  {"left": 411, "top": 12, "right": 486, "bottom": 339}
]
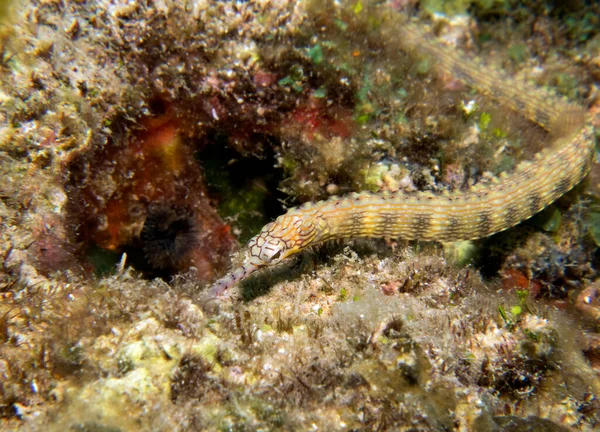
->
[{"left": 1, "top": 0, "right": 600, "bottom": 430}]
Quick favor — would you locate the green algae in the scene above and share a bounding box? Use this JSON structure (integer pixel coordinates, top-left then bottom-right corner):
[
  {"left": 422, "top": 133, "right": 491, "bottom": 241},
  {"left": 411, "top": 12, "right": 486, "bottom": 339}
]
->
[
  {"left": 443, "top": 240, "right": 478, "bottom": 267},
  {"left": 200, "top": 144, "right": 281, "bottom": 244},
  {"left": 531, "top": 206, "right": 562, "bottom": 233},
  {"left": 278, "top": 64, "right": 306, "bottom": 93},
  {"left": 478, "top": 112, "right": 492, "bottom": 130},
  {"left": 308, "top": 44, "right": 324, "bottom": 65},
  {"left": 85, "top": 245, "right": 121, "bottom": 277}
]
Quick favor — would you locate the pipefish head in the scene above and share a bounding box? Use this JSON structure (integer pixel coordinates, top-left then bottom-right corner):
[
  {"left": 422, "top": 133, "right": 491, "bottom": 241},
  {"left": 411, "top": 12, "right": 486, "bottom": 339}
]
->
[
  {"left": 248, "top": 213, "right": 318, "bottom": 265},
  {"left": 208, "top": 213, "right": 318, "bottom": 296}
]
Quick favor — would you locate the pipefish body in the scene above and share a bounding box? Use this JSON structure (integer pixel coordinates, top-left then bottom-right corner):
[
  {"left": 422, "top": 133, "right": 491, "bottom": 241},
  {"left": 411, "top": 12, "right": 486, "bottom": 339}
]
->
[{"left": 208, "top": 21, "right": 595, "bottom": 297}]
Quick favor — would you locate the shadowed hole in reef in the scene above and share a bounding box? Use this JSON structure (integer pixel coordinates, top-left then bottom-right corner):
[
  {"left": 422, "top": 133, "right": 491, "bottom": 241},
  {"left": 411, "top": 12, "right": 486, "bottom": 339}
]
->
[
  {"left": 196, "top": 132, "right": 287, "bottom": 244},
  {"left": 65, "top": 104, "right": 285, "bottom": 281},
  {"left": 123, "top": 132, "right": 287, "bottom": 280}
]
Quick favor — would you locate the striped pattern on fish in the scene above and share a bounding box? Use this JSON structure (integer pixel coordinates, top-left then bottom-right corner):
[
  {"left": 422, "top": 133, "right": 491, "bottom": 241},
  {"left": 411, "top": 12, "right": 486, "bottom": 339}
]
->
[{"left": 209, "top": 20, "right": 595, "bottom": 296}]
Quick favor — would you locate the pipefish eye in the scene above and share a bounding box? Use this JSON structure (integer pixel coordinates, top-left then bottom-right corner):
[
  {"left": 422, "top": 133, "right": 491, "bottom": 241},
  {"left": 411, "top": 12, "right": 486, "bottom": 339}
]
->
[
  {"left": 258, "top": 239, "right": 286, "bottom": 263},
  {"left": 249, "top": 234, "right": 287, "bottom": 264}
]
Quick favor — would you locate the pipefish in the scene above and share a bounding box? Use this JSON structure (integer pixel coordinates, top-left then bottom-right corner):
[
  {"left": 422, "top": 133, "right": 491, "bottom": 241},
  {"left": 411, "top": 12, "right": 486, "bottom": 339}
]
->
[{"left": 208, "top": 21, "right": 595, "bottom": 297}]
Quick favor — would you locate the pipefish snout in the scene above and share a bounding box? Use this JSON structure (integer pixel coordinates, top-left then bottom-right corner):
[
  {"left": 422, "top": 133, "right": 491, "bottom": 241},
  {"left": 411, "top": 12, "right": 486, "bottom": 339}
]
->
[{"left": 208, "top": 21, "right": 595, "bottom": 298}]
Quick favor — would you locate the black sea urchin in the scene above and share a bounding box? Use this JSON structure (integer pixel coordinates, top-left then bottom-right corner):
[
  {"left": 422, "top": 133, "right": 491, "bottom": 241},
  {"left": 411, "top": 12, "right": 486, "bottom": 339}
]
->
[{"left": 140, "top": 204, "right": 199, "bottom": 271}]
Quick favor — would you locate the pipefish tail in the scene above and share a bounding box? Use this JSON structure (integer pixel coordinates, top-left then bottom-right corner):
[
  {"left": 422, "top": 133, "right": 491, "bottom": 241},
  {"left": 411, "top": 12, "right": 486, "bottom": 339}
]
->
[{"left": 208, "top": 21, "right": 595, "bottom": 297}]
